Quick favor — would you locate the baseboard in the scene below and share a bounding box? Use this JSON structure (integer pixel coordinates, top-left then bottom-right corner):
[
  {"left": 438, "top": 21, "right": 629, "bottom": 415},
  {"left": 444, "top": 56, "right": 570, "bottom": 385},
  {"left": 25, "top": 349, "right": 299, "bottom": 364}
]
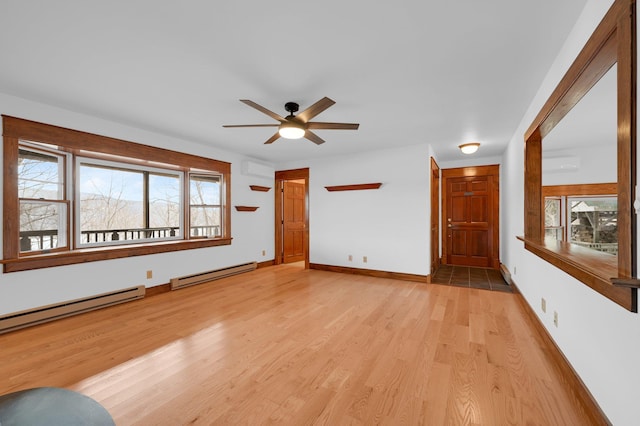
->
[
  {"left": 309, "top": 263, "right": 429, "bottom": 283},
  {"left": 510, "top": 278, "right": 610, "bottom": 425},
  {"left": 257, "top": 260, "right": 275, "bottom": 269}
]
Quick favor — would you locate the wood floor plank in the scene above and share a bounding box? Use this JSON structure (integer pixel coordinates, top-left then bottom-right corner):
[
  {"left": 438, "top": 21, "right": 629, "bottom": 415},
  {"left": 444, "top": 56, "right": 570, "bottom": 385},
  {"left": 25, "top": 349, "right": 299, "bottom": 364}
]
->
[{"left": 0, "top": 264, "right": 598, "bottom": 424}]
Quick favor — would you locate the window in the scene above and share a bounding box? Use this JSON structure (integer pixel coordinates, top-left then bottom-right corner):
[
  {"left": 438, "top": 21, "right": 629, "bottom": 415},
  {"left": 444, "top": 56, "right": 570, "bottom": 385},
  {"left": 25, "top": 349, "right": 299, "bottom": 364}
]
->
[
  {"left": 3, "top": 116, "right": 231, "bottom": 272},
  {"left": 544, "top": 191, "right": 617, "bottom": 256},
  {"left": 18, "top": 146, "right": 69, "bottom": 253},
  {"left": 569, "top": 197, "right": 617, "bottom": 254},
  {"left": 189, "top": 174, "right": 222, "bottom": 238},
  {"left": 522, "top": 0, "right": 635, "bottom": 311},
  {"left": 544, "top": 197, "right": 563, "bottom": 241},
  {"left": 77, "top": 159, "right": 183, "bottom": 247}
]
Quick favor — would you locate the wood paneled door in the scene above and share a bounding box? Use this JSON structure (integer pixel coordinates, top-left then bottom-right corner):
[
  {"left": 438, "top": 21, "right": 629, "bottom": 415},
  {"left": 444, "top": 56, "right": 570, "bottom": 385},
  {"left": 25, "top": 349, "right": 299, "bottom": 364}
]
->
[
  {"left": 275, "top": 168, "right": 309, "bottom": 267},
  {"left": 282, "top": 181, "right": 306, "bottom": 263},
  {"left": 442, "top": 165, "right": 499, "bottom": 269}
]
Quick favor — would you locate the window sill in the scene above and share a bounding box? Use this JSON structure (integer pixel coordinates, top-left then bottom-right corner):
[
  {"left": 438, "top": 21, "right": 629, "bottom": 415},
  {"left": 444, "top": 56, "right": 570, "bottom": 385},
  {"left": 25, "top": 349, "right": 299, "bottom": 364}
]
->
[
  {"left": 2, "top": 238, "right": 232, "bottom": 273},
  {"left": 517, "top": 236, "right": 635, "bottom": 312}
]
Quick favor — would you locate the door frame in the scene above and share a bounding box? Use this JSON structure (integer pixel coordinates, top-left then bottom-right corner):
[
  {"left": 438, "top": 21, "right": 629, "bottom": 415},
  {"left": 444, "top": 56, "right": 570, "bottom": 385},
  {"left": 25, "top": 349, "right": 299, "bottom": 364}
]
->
[
  {"left": 430, "top": 157, "right": 440, "bottom": 276},
  {"left": 441, "top": 164, "right": 500, "bottom": 269},
  {"left": 275, "top": 168, "right": 310, "bottom": 268}
]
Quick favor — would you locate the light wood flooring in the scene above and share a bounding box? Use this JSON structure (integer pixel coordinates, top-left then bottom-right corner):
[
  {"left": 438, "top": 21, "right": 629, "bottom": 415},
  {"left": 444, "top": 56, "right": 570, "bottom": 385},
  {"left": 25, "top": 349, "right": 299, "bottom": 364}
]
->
[{"left": 0, "top": 264, "right": 594, "bottom": 424}]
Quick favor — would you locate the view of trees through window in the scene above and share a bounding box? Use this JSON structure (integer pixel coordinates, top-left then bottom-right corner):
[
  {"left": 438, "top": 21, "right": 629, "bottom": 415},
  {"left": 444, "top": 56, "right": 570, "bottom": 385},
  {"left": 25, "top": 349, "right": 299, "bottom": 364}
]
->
[
  {"left": 18, "top": 148, "right": 67, "bottom": 251},
  {"left": 78, "top": 162, "right": 182, "bottom": 245},
  {"left": 18, "top": 143, "right": 222, "bottom": 252}
]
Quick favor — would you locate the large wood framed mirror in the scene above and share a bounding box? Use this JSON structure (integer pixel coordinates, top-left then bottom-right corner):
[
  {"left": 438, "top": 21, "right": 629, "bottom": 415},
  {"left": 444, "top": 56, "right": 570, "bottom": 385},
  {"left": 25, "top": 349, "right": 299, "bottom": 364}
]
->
[{"left": 523, "top": 0, "right": 637, "bottom": 311}]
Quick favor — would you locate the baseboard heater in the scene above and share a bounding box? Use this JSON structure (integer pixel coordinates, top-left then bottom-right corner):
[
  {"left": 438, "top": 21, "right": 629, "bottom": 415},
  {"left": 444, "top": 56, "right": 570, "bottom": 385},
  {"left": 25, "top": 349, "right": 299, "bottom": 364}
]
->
[
  {"left": 0, "top": 285, "right": 145, "bottom": 334},
  {"left": 170, "top": 261, "right": 257, "bottom": 290}
]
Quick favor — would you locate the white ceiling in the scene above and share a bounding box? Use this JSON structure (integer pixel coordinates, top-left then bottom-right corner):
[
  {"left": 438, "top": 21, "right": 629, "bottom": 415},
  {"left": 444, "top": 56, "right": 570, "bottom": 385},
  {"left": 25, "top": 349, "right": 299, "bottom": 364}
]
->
[{"left": 0, "top": 0, "right": 587, "bottom": 164}]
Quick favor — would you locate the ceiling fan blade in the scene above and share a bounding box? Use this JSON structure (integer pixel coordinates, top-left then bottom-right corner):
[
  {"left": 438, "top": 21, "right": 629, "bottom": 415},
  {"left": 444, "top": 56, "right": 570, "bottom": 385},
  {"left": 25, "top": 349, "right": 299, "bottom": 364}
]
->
[
  {"left": 306, "top": 122, "right": 359, "bottom": 130},
  {"left": 240, "top": 100, "right": 286, "bottom": 122},
  {"left": 297, "top": 97, "right": 336, "bottom": 123},
  {"left": 305, "top": 131, "right": 325, "bottom": 145},
  {"left": 264, "top": 132, "right": 281, "bottom": 145},
  {"left": 222, "top": 124, "right": 279, "bottom": 128}
]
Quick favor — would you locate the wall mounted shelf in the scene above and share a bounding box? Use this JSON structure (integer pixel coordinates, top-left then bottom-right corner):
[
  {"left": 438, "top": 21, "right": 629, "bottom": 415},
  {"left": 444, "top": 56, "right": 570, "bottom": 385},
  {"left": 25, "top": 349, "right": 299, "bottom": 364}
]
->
[
  {"left": 249, "top": 185, "right": 271, "bottom": 192},
  {"left": 235, "top": 206, "right": 259, "bottom": 212},
  {"left": 325, "top": 183, "right": 382, "bottom": 192}
]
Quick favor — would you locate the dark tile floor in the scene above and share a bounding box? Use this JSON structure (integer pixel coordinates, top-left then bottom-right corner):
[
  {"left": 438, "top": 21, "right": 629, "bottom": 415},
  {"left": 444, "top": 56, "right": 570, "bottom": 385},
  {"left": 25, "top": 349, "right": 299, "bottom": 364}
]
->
[{"left": 432, "top": 265, "right": 512, "bottom": 292}]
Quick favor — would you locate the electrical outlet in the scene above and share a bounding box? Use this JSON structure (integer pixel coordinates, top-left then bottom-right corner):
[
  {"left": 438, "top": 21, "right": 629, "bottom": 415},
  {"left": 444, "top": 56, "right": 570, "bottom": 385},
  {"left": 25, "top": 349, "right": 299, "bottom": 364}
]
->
[
  {"left": 348, "top": 255, "right": 353, "bottom": 261},
  {"left": 146, "top": 270, "right": 153, "bottom": 279},
  {"left": 363, "top": 256, "right": 368, "bottom": 263},
  {"left": 541, "top": 298, "right": 546, "bottom": 313},
  {"left": 514, "top": 266, "right": 517, "bottom": 274},
  {"left": 553, "top": 311, "right": 559, "bottom": 327},
  {"left": 262, "top": 250, "right": 266, "bottom": 256}
]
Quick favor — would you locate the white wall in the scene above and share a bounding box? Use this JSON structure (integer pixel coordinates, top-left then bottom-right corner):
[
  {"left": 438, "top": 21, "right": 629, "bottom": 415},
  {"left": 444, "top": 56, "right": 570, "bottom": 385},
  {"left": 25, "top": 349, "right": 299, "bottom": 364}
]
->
[
  {"left": 542, "top": 144, "right": 617, "bottom": 185},
  {"left": 0, "top": 92, "right": 275, "bottom": 315},
  {"left": 278, "top": 143, "right": 433, "bottom": 276},
  {"left": 502, "top": 1, "right": 640, "bottom": 424}
]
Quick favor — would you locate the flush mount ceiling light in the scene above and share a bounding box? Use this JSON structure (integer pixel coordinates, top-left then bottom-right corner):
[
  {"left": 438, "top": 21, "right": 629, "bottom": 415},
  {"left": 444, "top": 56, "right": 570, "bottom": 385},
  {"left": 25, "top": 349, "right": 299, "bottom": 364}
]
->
[
  {"left": 459, "top": 142, "right": 480, "bottom": 154},
  {"left": 278, "top": 121, "right": 306, "bottom": 139}
]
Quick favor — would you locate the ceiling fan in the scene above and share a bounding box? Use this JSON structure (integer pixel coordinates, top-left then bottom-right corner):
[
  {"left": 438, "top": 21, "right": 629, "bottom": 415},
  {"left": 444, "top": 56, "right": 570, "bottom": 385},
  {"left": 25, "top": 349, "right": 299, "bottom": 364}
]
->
[{"left": 223, "top": 97, "right": 359, "bottom": 145}]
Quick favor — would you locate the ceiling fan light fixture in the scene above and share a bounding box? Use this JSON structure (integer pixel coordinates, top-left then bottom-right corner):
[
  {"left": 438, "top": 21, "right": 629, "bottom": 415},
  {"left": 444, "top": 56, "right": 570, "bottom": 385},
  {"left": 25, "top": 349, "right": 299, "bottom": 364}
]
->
[
  {"left": 459, "top": 142, "right": 480, "bottom": 155},
  {"left": 278, "top": 123, "right": 305, "bottom": 139}
]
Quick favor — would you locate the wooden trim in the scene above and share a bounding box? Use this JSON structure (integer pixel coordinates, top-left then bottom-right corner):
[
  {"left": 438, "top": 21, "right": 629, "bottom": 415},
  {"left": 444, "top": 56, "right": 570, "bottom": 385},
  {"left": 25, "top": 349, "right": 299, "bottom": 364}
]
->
[
  {"left": 235, "top": 206, "right": 259, "bottom": 212},
  {"left": 441, "top": 164, "right": 500, "bottom": 269},
  {"left": 257, "top": 260, "right": 275, "bottom": 269},
  {"left": 3, "top": 116, "right": 233, "bottom": 272},
  {"left": 2, "top": 238, "right": 233, "bottom": 273},
  {"left": 520, "top": 237, "right": 634, "bottom": 311},
  {"left": 523, "top": 0, "right": 637, "bottom": 311},
  {"left": 525, "top": 2, "right": 625, "bottom": 141},
  {"left": 525, "top": 131, "right": 543, "bottom": 240},
  {"left": 441, "top": 164, "right": 499, "bottom": 179},
  {"left": 430, "top": 157, "right": 441, "bottom": 276},
  {"left": 2, "top": 116, "right": 231, "bottom": 173},
  {"left": 324, "top": 183, "right": 382, "bottom": 191},
  {"left": 509, "top": 278, "right": 612, "bottom": 425},
  {"left": 145, "top": 283, "right": 171, "bottom": 297},
  {"left": 310, "top": 263, "right": 429, "bottom": 283},
  {"left": 617, "top": 0, "right": 636, "bottom": 280},
  {"left": 249, "top": 185, "right": 271, "bottom": 192},
  {"left": 275, "top": 168, "right": 309, "bottom": 269},
  {"left": 542, "top": 182, "right": 617, "bottom": 197},
  {"left": 3, "top": 136, "right": 19, "bottom": 259},
  {"left": 612, "top": 277, "right": 640, "bottom": 288}
]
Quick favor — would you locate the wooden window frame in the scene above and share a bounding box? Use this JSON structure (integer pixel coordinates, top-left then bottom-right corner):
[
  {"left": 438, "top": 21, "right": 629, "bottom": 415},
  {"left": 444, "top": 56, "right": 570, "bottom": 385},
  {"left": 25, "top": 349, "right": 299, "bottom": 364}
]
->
[
  {"left": 2, "top": 116, "right": 232, "bottom": 273},
  {"left": 522, "top": 0, "right": 636, "bottom": 311},
  {"left": 543, "top": 183, "right": 617, "bottom": 243}
]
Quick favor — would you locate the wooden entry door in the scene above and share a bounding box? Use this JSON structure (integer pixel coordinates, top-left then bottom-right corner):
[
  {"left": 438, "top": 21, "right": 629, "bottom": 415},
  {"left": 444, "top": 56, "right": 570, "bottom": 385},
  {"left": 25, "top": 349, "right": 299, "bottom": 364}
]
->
[
  {"left": 442, "top": 165, "right": 499, "bottom": 269},
  {"left": 283, "top": 181, "right": 306, "bottom": 263}
]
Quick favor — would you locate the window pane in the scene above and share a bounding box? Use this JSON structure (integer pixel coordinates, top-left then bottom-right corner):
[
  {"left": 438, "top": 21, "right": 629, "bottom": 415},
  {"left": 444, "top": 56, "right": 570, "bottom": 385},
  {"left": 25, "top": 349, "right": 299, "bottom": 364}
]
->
[
  {"left": 569, "top": 197, "right": 617, "bottom": 255},
  {"left": 190, "top": 175, "right": 221, "bottom": 205},
  {"left": 544, "top": 197, "right": 563, "bottom": 241},
  {"left": 190, "top": 174, "right": 222, "bottom": 237},
  {"left": 190, "top": 206, "right": 221, "bottom": 237},
  {"left": 79, "top": 164, "right": 144, "bottom": 244},
  {"left": 149, "top": 173, "right": 181, "bottom": 234},
  {"left": 19, "top": 200, "right": 67, "bottom": 252},
  {"left": 18, "top": 148, "right": 64, "bottom": 199},
  {"left": 545, "top": 198, "right": 561, "bottom": 227}
]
